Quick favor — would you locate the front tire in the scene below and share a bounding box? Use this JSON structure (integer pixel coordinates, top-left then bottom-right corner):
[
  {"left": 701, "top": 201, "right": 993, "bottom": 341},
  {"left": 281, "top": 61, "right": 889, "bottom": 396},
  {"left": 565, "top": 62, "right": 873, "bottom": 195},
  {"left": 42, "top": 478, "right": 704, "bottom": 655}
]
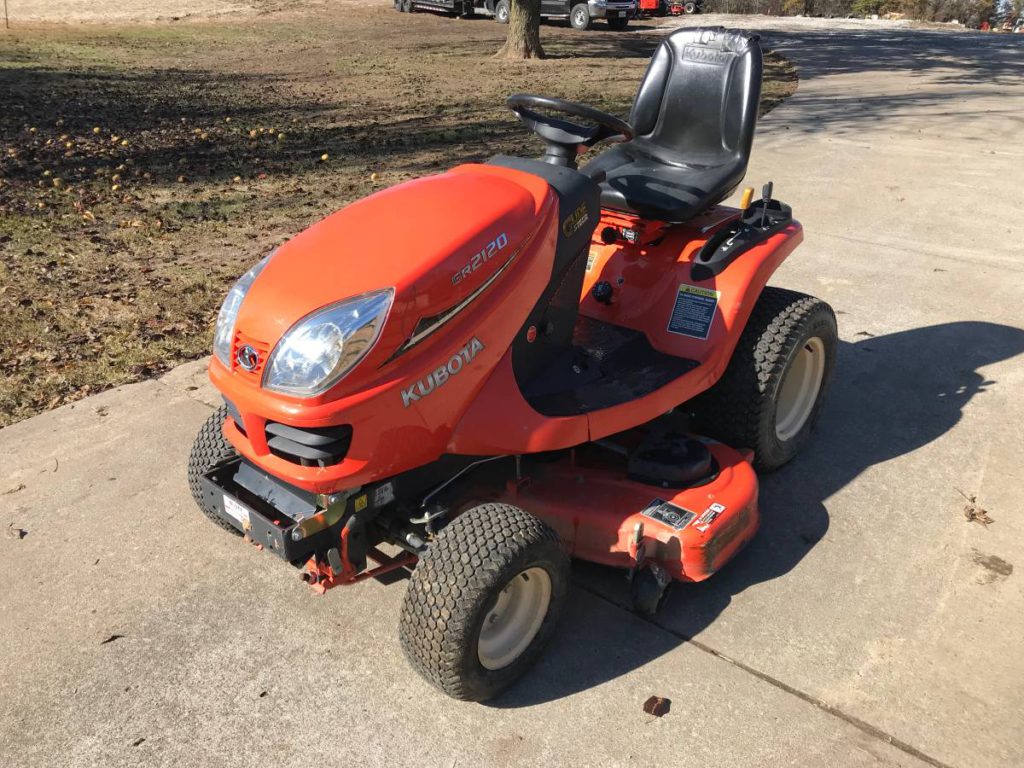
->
[
  {"left": 690, "top": 287, "right": 837, "bottom": 471},
  {"left": 401, "top": 0, "right": 413, "bottom": 11},
  {"left": 494, "top": 0, "right": 509, "bottom": 22},
  {"left": 187, "top": 406, "right": 241, "bottom": 535},
  {"left": 570, "top": 3, "right": 591, "bottom": 29},
  {"left": 399, "top": 504, "right": 569, "bottom": 701}
]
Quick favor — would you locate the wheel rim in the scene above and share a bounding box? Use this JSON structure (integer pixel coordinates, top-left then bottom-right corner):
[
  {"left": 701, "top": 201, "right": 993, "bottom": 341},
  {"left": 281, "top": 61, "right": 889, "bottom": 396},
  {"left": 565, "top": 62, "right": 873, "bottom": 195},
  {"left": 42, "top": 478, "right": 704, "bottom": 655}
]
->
[
  {"left": 478, "top": 567, "right": 551, "bottom": 670},
  {"left": 573, "top": 9, "right": 586, "bottom": 25},
  {"left": 775, "top": 336, "right": 825, "bottom": 441},
  {"left": 498, "top": 5, "right": 507, "bottom": 19}
]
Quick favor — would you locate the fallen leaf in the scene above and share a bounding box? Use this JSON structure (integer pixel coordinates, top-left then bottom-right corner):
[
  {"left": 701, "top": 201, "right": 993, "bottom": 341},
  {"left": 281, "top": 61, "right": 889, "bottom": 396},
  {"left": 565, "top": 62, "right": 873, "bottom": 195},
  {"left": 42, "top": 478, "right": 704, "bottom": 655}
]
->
[
  {"left": 957, "top": 488, "right": 993, "bottom": 526},
  {"left": 643, "top": 695, "right": 670, "bottom": 717}
]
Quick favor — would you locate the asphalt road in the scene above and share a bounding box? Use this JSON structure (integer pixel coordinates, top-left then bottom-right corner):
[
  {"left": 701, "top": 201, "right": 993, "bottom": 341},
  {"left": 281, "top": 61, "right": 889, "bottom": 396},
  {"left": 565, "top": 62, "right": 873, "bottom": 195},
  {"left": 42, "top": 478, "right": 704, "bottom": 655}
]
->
[{"left": 3, "top": 16, "right": 1023, "bottom": 768}]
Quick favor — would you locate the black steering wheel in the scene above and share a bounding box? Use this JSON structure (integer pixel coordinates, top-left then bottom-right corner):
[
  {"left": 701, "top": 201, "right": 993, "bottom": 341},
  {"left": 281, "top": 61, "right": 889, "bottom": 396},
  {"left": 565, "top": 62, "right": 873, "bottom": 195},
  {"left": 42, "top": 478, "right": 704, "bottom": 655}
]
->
[{"left": 506, "top": 94, "right": 634, "bottom": 169}]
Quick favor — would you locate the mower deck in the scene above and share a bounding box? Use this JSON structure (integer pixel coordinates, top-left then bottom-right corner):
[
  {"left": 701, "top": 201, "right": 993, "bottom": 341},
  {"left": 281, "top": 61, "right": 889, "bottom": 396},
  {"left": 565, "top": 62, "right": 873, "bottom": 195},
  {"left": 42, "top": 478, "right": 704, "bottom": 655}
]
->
[
  {"left": 497, "top": 440, "right": 758, "bottom": 583},
  {"left": 200, "top": 427, "right": 758, "bottom": 592}
]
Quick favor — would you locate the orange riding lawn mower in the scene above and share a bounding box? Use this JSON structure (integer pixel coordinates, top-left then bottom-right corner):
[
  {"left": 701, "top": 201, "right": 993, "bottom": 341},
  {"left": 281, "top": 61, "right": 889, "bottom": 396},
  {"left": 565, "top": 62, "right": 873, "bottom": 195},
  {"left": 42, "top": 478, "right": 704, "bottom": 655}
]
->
[{"left": 188, "top": 28, "right": 837, "bottom": 701}]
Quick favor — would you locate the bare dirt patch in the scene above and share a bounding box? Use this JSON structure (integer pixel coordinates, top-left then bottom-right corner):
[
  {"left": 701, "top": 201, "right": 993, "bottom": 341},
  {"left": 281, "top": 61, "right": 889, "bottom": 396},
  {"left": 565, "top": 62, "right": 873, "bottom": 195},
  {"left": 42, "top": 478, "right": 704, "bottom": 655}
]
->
[
  {"left": 3, "top": 0, "right": 253, "bottom": 24},
  {"left": 0, "top": 6, "right": 797, "bottom": 427}
]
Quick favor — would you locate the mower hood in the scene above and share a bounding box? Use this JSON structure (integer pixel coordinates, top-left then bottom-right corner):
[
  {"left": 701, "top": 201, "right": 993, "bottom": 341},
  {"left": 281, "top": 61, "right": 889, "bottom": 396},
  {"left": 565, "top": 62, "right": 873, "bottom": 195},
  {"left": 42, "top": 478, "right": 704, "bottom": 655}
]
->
[{"left": 229, "top": 166, "right": 551, "bottom": 396}]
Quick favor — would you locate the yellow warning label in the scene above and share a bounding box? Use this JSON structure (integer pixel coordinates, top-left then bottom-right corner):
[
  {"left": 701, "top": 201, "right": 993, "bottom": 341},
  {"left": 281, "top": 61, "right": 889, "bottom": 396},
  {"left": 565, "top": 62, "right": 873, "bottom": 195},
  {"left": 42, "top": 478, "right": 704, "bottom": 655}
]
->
[
  {"left": 678, "top": 285, "right": 721, "bottom": 300},
  {"left": 354, "top": 494, "right": 368, "bottom": 512}
]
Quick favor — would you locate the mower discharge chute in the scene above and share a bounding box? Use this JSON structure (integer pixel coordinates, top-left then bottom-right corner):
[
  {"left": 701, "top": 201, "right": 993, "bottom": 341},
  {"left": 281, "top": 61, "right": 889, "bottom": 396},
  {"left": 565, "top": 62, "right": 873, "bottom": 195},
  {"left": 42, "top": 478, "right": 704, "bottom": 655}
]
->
[{"left": 187, "top": 27, "right": 837, "bottom": 701}]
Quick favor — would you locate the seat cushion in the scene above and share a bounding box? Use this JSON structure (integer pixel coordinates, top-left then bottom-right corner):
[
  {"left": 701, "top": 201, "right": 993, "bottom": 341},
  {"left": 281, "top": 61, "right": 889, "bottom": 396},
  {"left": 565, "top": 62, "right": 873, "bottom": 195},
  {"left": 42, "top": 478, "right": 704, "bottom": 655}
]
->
[{"left": 584, "top": 142, "right": 746, "bottom": 223}]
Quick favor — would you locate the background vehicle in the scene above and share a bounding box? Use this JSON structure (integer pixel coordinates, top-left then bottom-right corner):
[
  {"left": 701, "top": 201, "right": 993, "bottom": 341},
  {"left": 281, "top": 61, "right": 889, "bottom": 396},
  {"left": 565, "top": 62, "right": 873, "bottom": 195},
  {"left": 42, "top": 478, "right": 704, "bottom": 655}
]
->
[
  {"left": 394, "top": 0, "right": 477, "bottom": 17},
  {"left": 492, "top": 0, "right": 638, "bottom": 29},
  {"left": 637, "top": 0, "right": 700, "bottom": 17}
]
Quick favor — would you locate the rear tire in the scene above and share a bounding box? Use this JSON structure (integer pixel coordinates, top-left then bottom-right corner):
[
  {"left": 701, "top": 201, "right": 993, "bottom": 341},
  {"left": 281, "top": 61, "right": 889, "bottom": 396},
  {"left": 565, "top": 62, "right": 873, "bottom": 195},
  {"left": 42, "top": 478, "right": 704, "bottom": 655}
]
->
[
  {"left": 401, "top": 0, "right": 413, "bottom": 11},
  {"left": 494, "top": 0, "right": 509, "bottom": 22},
  {"left": 683, "top": 0, "right": 697, "bottom": 12},
  {"left": 187, "top": 406, "right": 242, "bottom": 535},
  {"left": 607, "top": 17, "right": 629, "bottom": 29},
  {"left": 570, "top": 3, "right": 591, "bottom": 29},
  {"left": 689, "top": 287, "right": 837, "bottom": 472},
  {"left": 399, "top": 504, "right": 569, "bottom": 701}
]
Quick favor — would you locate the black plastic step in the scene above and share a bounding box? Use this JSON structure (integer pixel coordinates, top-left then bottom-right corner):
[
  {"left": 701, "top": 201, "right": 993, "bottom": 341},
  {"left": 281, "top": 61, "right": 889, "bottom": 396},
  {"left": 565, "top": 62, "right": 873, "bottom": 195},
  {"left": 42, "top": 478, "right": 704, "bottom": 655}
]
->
[{"left": 522, "top": 316, "right": 698, "bottom": 417}]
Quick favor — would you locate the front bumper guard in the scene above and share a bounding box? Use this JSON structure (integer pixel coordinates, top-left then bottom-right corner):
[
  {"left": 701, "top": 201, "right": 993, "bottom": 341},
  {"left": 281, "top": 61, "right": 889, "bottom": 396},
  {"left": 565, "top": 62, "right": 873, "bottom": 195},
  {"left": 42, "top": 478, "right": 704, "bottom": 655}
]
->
[
  {"left": 588, "top": 1, "right": 636, "bottom": 17},
  {"left": 199, "top": 459, "right": 416, "bottom": 591}
]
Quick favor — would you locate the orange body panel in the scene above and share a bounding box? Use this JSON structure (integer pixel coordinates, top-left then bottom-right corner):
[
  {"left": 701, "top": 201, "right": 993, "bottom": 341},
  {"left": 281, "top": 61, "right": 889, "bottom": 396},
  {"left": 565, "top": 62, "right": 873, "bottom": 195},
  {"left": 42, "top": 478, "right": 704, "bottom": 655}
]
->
[
  {"left": 215, "top": 164, "right": 559, "bottom": 493},
  {"left": 450, "top": 209, "right": 803, "bottom": 453},
  {"left": 213, "top": 164, "right": 801, "bottom": 495}
]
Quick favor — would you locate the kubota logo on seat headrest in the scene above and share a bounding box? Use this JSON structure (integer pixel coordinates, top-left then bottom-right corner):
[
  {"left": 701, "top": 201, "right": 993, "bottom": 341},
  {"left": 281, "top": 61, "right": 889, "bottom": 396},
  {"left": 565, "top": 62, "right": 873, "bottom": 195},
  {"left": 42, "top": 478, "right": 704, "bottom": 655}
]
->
[
  {"left": 401, "top": 337, "right": 485, "bottom": 408},
  {"left": 682, "top": 45, "right": 732, "bottom": 65}
]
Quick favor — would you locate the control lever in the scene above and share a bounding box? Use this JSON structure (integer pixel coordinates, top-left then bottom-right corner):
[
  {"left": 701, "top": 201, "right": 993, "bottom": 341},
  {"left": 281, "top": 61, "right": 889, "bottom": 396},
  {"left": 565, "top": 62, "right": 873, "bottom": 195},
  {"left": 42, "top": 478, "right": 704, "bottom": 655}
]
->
[
  {"left": 760, "top": 181, "right": 773, "bottom": 229},
  {"left": 691, "top": 184, "right": 792, "bottom": 281}
]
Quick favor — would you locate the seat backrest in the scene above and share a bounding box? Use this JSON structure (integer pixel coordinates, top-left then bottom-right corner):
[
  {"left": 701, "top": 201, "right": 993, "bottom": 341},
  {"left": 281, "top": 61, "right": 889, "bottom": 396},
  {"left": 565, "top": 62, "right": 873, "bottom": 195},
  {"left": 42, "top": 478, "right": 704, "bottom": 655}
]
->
[{"left": 630, "top": 27, "right": 762, "bottom": 168}]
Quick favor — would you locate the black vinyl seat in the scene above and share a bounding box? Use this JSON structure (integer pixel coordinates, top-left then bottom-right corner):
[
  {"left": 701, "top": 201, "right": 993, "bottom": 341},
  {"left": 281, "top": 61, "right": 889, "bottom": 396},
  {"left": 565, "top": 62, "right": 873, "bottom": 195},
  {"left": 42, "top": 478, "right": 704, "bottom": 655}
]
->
[{"left": 583, "top": 28, "right": 763, "bottom": 223}]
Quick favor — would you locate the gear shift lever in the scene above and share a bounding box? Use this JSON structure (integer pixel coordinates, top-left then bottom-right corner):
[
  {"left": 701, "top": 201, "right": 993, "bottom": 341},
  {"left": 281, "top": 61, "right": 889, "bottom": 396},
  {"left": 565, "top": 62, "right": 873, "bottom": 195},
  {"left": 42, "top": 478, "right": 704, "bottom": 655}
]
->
[{"left": 760, "top": 181, "right": 773, "bottom": 229}]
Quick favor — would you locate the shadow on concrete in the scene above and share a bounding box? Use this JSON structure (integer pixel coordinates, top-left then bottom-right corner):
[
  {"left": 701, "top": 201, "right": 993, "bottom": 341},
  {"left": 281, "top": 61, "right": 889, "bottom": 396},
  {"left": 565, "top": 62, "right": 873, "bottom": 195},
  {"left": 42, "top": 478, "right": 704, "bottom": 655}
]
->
[
  {"left": 492, "top": 320, "right": 1024, "bottom": 707},
  {"left": 754, "top": 27, "right": 1024, "bottom": 135},
  {"left": 763, "top": 28, "right": 1024, "bottom": 86}
]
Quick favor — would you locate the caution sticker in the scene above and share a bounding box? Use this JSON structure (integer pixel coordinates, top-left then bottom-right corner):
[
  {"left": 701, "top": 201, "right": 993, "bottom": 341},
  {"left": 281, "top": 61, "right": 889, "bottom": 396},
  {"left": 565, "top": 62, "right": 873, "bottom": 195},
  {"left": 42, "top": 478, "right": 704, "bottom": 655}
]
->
[
  {"left": 693, "top": 502, "right": 726, "bottom": 533},
  {"left": 641, "top": 499, "right": 697, "bottom": 530},
  {"left": 667, "top": 284, "right": 721, "bottom": 340}
]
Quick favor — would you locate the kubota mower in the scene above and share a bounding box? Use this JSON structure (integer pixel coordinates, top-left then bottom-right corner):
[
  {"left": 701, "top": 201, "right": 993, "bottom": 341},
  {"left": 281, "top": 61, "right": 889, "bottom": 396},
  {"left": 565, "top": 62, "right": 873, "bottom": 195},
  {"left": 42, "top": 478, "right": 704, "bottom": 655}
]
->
[{"left": 188, "top": 27, "right": 837, "bottom": 701}]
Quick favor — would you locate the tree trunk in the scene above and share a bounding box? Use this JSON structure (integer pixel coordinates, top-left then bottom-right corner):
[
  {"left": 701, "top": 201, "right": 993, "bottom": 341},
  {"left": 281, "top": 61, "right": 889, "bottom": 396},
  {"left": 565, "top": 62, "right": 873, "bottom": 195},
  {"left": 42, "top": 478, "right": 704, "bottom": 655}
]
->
[{"left": 496, "top": 0, "right": 545, "bottom": 60}]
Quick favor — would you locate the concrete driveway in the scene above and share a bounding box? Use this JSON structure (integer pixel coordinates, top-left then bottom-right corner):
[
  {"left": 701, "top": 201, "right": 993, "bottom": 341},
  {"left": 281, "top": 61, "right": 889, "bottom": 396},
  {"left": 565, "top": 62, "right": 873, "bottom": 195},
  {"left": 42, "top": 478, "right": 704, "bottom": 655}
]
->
[{"left": 2, "top": 16, "right": 1023, "bottom": 768}]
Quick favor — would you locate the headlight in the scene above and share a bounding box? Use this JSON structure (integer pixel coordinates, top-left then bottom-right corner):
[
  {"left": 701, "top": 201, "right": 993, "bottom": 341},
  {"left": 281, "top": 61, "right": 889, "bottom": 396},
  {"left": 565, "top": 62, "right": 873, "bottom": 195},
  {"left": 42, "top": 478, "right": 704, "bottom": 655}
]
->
[
  {"left": 263, "top": 289, "right": 394, "bottom": 397},
  {"left": 213, "top": 252, "right": 273, "bottom": 368}
]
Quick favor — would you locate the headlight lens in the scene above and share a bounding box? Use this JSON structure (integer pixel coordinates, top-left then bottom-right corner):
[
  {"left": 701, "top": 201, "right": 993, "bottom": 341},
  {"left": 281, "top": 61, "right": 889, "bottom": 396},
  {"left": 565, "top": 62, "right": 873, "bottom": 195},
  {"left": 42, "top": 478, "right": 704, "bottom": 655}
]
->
[
  {"left": 263, "top": 289, "right": 394, "bottom": 397},
  {"left": 213, "top": 253, "right": 273, "bottom": 368}
]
